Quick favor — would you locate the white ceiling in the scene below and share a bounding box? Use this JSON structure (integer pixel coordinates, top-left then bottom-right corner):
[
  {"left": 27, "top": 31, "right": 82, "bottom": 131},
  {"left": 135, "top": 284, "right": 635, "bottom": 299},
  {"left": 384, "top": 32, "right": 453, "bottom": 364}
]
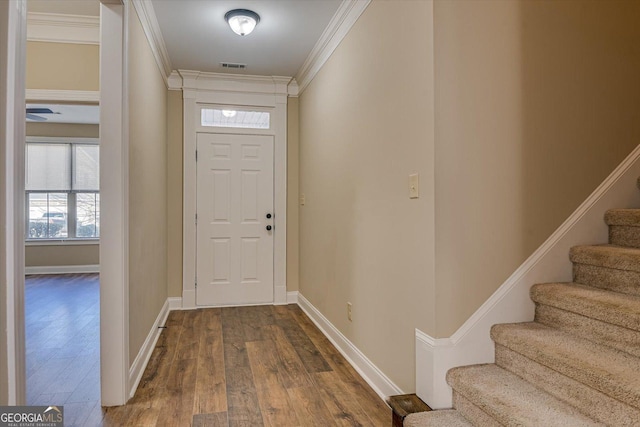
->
[{"left": 150, "top": 0, "right": 342, "bottom": 77}]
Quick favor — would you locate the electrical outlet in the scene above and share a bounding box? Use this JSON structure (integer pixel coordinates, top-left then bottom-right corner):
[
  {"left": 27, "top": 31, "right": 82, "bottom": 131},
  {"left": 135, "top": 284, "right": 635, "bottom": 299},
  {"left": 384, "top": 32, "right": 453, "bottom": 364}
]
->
[{"left": 347, "top": 302, "right": 352, "bottom": 321}]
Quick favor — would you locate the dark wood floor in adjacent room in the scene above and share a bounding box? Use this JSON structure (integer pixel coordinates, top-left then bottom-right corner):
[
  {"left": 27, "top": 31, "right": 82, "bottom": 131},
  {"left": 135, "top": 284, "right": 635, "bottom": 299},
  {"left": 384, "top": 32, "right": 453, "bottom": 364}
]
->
[
  {"left": 25, "top": 273, "right": 102, "bottom": 426},
  {"left": 27, "top": 274, "right": 390, "bottom": 426}
]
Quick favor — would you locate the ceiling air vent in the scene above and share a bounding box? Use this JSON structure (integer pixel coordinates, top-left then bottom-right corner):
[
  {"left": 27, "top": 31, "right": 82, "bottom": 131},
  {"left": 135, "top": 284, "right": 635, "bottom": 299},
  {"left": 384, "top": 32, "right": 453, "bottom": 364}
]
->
[{"left": 221, "top": 62, "right": 247, "bottom": 69}]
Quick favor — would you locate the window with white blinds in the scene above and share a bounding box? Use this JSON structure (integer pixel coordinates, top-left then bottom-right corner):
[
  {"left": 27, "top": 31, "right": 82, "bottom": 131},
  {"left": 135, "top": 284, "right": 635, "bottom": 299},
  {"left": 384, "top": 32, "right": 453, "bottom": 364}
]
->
[{"left": 25, "top": 139, "right": 100, "bottom": 240}]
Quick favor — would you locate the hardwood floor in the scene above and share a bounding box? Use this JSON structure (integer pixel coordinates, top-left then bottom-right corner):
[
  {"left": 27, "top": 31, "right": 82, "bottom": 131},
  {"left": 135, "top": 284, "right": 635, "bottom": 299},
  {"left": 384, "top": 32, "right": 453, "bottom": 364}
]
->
[
  {"left": 103, "top": 305, "right": 391, "bottom": 426},
  {"left": 25, "top": 273, "right": 101, "bottom": 426},
  {"left": 26, "top": 274, "right": 391, "bottom": 426}
]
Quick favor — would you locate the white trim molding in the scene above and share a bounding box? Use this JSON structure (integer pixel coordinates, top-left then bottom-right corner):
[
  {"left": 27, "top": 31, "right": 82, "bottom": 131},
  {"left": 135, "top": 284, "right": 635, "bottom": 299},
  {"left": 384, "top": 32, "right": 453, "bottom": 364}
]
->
[
  {"left": 298, "top": 293, "right": 403, "bottom": 400},
  {"left": 168, "top": 297, "right": 183, "bottom": 310},
  {"left": 27, "top": 12, "right": 99, "bottom": 45},
  {"left": 26, "top": 89, "right": 99, "bottom": 103},
  {"left": 25, "top": 265, "right": 100, "bottom": 275},
  {"left": 416, "top": 142, "right": 640, "bottom": 409},
  {"left": 286, "top": 291, "right": 299, "bottom": 304},
  {"left": 295, "top": 0, "right": 370, "bottom": 94},
  {"left": 130, "top": 0, "right": 172, "bottom": 86},
  {"left": 128, "top": 298, "right": 170, "bottom": 398},
  {"left": 1, "top": 0, "right": 28, "bottom": 405},
  {"left": 99, "top": 0, "right": 130, "bottom": 407}
]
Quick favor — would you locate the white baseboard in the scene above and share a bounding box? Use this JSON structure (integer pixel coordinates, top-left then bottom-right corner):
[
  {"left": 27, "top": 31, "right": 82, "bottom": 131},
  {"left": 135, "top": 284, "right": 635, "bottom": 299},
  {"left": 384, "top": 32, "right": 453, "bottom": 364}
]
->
[
  {"left": 128, "top": 298, "right": 171, "bottom": 398},
  {"left": 416, "top": 143, "right": 640, "bottom": 409},
  {"left": 25, "top": 264, "right": 100, "bottom": 275},
  {"left": 168, "top": 297, "right": 183, "bottom": 310},
  {"left": 286, "top": 291, "right": 299, "bottom": 304},
  {"left": 297, "top": 293, "right": 403, "bottom": 400}
]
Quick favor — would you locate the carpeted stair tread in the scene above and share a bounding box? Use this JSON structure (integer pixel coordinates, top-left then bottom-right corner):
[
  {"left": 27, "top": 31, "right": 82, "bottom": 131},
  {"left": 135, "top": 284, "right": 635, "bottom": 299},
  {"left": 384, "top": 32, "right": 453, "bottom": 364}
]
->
[
  {"left": 605, "top": 209, "right": 640, "bottom": 226},
  {"left": 491, "top": 322, "right": 640, "bottom": 410},
  {"left": 404, "top": 410, "right": 473, "bottom": 427},
  {"left": 535, "top": 304, "right": 640, "bottom": 358},
  {"left": 496, "top": 345, "right": 640, "bottom": 426},
  {"left": 531, "top": 282, "right": 640, "bottom": 331},
  {"left": 570, "top": 244, "right": 640, "bottom": 272},
  {"left": 446, "top": 364, "right": 602, "bottom": 426}
]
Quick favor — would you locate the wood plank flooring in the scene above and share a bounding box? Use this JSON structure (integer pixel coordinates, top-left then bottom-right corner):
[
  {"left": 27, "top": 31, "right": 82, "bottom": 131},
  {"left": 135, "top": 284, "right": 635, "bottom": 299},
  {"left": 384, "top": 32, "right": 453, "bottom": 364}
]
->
[
  {"left": 25, "top": 273, "right": 101, "bottom": 426},
  {"left": 26, "top": 274, "right": 391, "bottom": 426},
  {"left": 103, "top": 305, "right": 391, "bottom": 426}
]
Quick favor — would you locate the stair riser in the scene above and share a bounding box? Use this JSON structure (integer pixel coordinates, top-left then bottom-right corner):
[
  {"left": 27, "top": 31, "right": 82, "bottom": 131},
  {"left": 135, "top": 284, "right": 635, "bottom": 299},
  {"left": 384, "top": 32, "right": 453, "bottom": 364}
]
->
[
  {"left": 452, "top": 392, "right": 500, "bottom": 427},
  {"left": 573, "top": 263, "right": 640, "bottom": 297},
  {"left": 495, "top": 344, "right": 640, "bottom": 426},
  {"left": 491, "top": 325, "right": 640, "bottom": 411},
  {"left": 535, "top": 304, "right": 640, "bottom": 358},
  {"left": 609, "top": 226, "right": 640, "bottom": 249}
]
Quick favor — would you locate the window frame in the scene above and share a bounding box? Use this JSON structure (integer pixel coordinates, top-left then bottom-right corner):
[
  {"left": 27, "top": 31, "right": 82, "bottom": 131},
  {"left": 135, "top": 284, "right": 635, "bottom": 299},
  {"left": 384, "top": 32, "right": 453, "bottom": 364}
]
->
[{"left": 25, "top": 136, "right": 99, "bottom": 244}]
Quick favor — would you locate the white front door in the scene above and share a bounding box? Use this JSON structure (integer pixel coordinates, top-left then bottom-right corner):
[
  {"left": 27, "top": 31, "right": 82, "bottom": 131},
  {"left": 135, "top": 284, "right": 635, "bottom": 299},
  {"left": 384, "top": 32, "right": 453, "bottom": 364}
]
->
[{"left": 196, "top": 133, "right": 274, "bottom": 306}]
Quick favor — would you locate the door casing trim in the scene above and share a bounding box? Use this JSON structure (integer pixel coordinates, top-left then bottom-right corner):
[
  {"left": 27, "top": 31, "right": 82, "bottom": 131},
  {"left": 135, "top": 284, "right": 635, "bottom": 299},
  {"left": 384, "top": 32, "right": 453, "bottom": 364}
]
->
[{"left": 179, "top": 72, "right": 290, "bottom": 308}]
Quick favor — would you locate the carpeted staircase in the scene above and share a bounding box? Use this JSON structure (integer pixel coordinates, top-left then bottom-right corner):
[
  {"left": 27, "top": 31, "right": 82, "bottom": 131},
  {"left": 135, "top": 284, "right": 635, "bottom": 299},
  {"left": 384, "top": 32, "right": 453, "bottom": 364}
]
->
[{"left": 406, "top": 185, "right": 640, "bottom": 426}]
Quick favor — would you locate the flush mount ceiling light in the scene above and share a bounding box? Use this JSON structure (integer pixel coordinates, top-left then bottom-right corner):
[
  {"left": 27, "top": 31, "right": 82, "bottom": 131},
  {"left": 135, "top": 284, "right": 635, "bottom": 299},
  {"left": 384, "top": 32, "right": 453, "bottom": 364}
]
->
[{"left": 224, "top": 9, "right": 260, "bottom": 36}]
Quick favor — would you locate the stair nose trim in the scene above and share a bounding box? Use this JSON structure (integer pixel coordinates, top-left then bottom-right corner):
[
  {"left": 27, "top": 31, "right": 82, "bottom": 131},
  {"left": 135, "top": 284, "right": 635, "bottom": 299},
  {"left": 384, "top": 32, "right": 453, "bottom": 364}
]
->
[
  {"left": 570, "top": 244, "right": 640, "bottom": 272},
  {"left": 530, "top": 282, "right": 640, "bottom": 331}
]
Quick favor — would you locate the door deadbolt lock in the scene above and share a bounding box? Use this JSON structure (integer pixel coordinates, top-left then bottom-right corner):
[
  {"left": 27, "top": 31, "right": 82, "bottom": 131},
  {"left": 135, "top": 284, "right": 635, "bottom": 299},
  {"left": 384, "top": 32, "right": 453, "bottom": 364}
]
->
[
  {"left": 266, "top": 225, "right": 272, "bottom": 231},
  {"left": 266, "top": 213, "right": 272, "bottom": 219}
]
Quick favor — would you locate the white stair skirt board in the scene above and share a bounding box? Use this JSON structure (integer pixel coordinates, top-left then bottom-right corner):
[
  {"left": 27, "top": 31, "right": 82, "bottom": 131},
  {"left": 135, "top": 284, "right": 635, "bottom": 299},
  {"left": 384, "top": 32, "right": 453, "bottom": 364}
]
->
[
  {"left": 297, "top": 293, "right": 403, "bottom": 401},
  {"left": 128, "top": 298, "right": 171, "bottom": 399},
  {"left": 25, "top": 264, "right": 100, "bottom": 275},
  {"left": 416, "top": 143, "right": 640, "bottom": 409}
]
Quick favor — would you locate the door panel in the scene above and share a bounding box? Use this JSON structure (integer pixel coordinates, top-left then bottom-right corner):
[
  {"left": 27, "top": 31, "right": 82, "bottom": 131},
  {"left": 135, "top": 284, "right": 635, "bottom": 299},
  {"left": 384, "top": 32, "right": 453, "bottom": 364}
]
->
[{"left": 196, "top": 133, "right": 274, "bottom": 305}]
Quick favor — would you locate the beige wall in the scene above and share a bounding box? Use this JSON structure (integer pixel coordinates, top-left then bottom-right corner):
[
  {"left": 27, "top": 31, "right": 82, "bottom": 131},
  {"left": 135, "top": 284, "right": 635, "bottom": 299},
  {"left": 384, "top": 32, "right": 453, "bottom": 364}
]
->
[
  {"left": 299, "top": 1, "right": 435, "bottom": 392},
  {"left": 25, "top": 244, "right": 98, "bottom": 267},
  {"left": 433, "top": 0, "right": 640, "bottom": 336},
  {"left": 26, "top": 41, "right": 99, "bottom": 91},
  {"left": 127, "top": 4, "right": 168, "bottom": 365},
  {"left": 287, "top": 98, "right": 300, "bottom": 292},
  {"left": 26, "top": 122, "right": 98, "bottom": 138},
  {"left": 167, "top": 90, "right": 182, "bottom": 297}
]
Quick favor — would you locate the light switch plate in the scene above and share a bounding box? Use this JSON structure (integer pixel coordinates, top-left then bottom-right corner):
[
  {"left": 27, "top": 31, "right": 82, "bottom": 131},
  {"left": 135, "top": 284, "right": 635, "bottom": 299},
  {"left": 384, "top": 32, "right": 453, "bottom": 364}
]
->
[{"left": 409, "top": 174, "right": 419, "bottom": 199}]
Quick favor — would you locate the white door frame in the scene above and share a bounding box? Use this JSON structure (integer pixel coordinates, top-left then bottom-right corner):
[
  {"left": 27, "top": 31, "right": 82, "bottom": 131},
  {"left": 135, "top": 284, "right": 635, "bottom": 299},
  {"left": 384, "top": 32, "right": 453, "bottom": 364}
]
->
[
  {"left": 0, "top": 0, "right": 27, "bottom": 406},
  {"left": 179, "top": 72, "right": 292, "bottom": 307},
  {"left": 99, "top": 0, "right": 130, "bottom": 406},
  {"left": 2, "top": 0, "right": 129, "bottom": 406}
]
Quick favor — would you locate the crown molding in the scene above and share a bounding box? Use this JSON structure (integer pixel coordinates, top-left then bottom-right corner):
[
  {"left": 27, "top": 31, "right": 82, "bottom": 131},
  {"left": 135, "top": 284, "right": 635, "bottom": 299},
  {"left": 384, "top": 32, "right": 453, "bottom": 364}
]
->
[
  {"left": 26, "top": 89, "right": 100, "bottom": 103},
  {"left": 27, "top": 12, "right": 99, "bottom": 45},
  {"left": 131, "top": 0, "right": 173, "bottom": 86},
  {"left": 167, "top": 71, "right": 182, "bottom": 91},
  {"left": 288, "top": 79, "right": 299, "bottom": 97},
  {"left": 175, "top": 70, "right": 293, "bottom": 96},
  {"left": 295, "top": 0, "right": 370, "bottom": 94}
]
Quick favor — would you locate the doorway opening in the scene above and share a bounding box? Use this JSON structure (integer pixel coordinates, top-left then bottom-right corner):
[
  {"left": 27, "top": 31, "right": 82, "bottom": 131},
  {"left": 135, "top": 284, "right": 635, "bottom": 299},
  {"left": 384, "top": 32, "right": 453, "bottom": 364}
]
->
[{"left": 23, "top": 0, "right": 102, "bottom": 419}]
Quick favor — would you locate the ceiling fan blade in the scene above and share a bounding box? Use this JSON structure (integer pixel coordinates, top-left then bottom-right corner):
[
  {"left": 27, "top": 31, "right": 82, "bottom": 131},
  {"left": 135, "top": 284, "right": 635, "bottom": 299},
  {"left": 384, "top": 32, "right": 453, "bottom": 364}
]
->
[
  {"left": 26, "top": 108, "right": 54, "bottom": 114},
  {"left": 26, "top": 113, "right": 47, "bottom": 122}
]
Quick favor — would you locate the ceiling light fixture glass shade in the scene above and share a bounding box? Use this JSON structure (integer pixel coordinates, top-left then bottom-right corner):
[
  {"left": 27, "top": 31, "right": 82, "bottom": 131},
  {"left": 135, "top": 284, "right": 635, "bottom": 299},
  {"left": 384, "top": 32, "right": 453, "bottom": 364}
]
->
[{"left": 225, "top": 9, "right": 260, "bottom": 36}]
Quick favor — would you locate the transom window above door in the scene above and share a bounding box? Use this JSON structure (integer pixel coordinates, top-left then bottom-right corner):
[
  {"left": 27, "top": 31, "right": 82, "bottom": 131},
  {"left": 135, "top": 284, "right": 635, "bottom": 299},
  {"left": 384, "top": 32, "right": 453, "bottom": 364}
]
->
[{"left": 201, "top": 108, "right": 270, "bottom": 129}]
